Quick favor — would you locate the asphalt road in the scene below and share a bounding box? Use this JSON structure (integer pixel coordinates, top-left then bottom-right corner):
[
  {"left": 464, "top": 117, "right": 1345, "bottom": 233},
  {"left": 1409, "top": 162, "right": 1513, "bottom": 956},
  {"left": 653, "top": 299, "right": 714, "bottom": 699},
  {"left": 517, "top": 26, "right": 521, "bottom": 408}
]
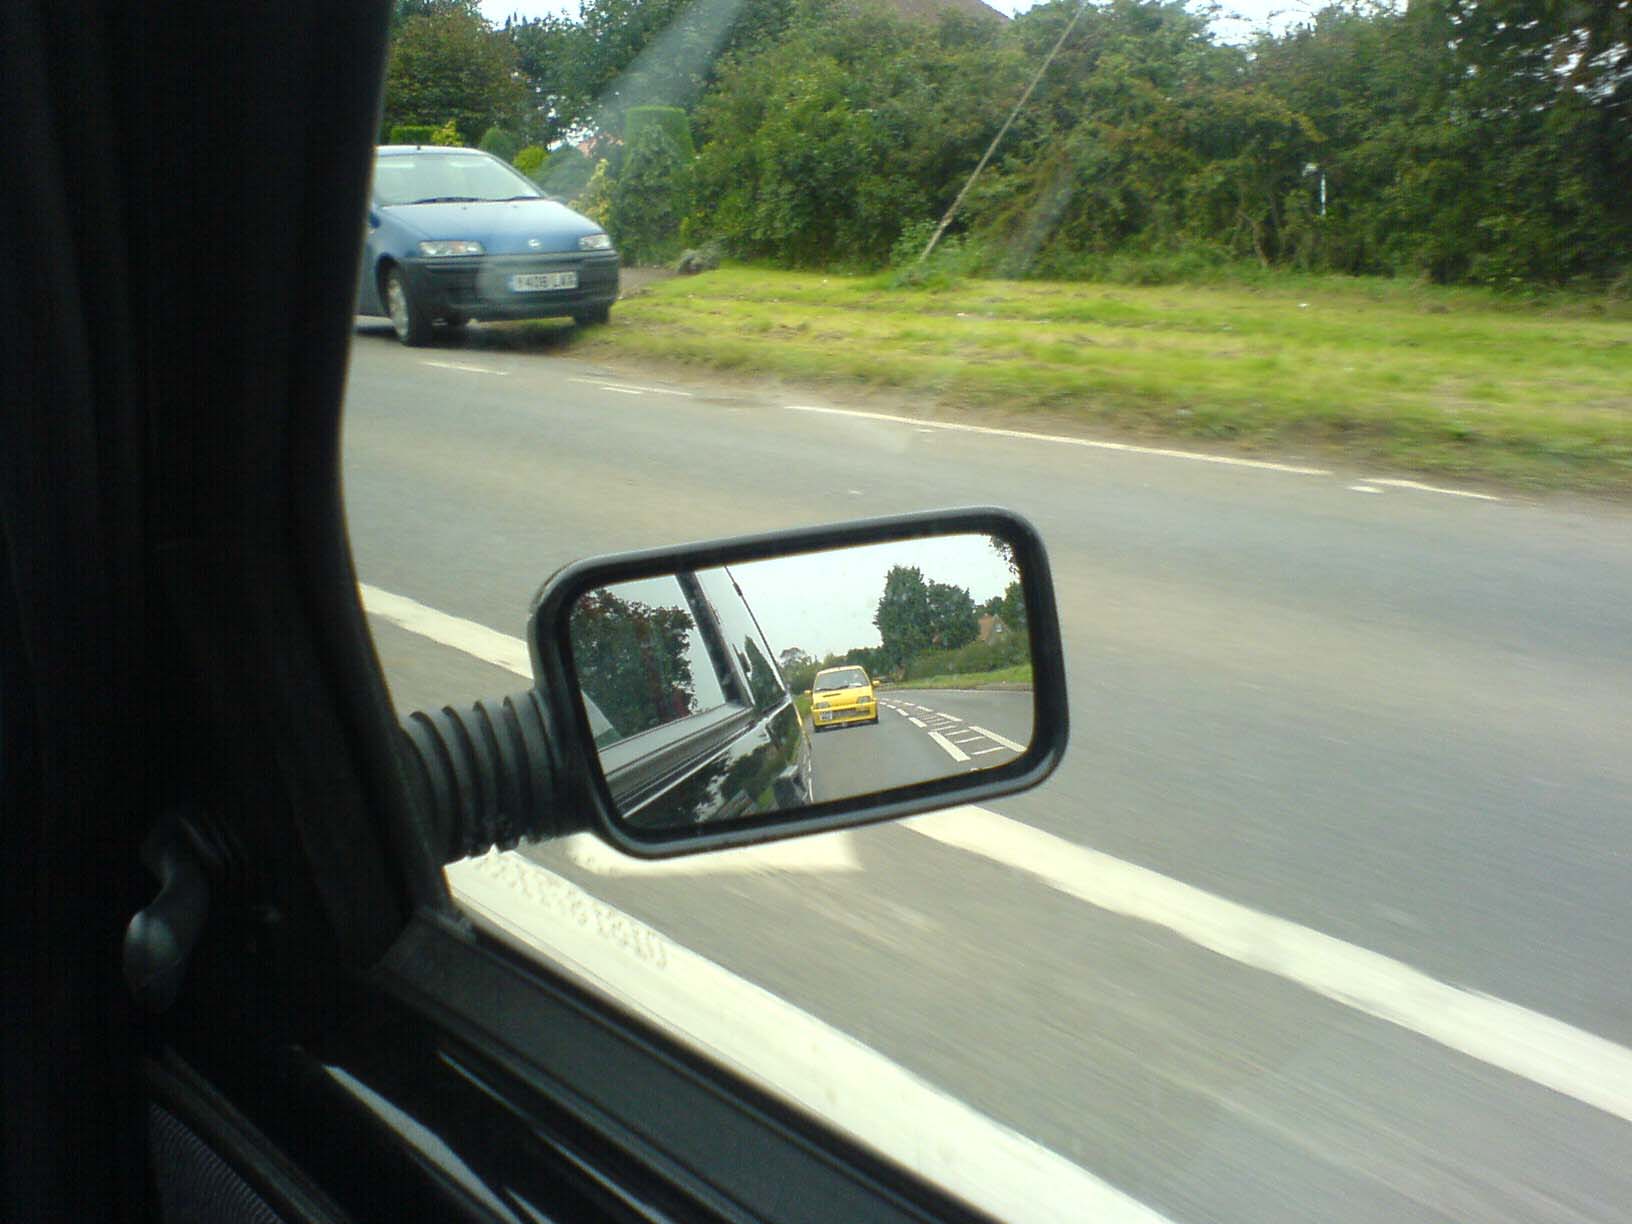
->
[
  {"left": 811, "top": 688, "right": 1032, "bottom": 801},
  {"left": 344, "top": 320, "right": 1632, "bottom": 1223}
]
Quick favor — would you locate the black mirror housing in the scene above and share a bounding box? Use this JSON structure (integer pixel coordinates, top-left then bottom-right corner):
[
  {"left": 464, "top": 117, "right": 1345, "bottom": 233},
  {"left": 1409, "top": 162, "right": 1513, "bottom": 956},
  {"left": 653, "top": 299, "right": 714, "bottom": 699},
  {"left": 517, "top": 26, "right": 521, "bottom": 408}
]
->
[{"left": 528, "top": 507, "right": 1068, "bottom": 858}]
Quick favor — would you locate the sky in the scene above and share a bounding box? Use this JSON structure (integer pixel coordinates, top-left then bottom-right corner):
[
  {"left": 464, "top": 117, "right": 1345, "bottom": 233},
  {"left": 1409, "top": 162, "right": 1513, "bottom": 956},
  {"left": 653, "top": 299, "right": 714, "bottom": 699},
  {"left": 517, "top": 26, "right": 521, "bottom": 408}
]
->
[
  {"left": 480, "top": 0, "right": 1318, "bottom": 40},
  {"left": 727, "top": 534, "right": 1017, "bottom": 660}
]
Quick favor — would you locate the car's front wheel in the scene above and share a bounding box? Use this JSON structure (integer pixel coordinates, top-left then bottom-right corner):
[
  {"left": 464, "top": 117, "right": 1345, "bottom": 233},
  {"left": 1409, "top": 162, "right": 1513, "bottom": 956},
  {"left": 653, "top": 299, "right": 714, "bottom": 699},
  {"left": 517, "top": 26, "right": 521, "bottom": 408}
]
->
[{"left": 384, "top": 265, "right": 432, "bottom": 346}]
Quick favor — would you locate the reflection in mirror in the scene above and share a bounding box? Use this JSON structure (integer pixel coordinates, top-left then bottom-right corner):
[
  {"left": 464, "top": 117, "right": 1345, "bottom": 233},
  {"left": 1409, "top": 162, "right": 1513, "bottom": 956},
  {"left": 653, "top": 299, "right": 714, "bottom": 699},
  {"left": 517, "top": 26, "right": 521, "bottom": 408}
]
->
[{"left": 567, "top": 533, "right": 1036, "bottom": 834}]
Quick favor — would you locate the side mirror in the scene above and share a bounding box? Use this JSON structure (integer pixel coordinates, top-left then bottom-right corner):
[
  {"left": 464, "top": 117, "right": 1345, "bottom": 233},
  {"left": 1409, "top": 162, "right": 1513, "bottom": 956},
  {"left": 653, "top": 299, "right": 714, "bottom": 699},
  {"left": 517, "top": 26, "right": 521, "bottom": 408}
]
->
[{"left": 528, "top": 507, "right": 1067, "bottom": 857}]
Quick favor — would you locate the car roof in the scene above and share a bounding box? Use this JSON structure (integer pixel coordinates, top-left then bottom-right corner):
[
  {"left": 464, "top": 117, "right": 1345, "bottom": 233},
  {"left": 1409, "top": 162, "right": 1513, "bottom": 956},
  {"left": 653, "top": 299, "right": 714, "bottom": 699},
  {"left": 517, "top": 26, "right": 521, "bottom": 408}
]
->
[{"left": 376, "top": 145, "right": 486, "bottom": 156}]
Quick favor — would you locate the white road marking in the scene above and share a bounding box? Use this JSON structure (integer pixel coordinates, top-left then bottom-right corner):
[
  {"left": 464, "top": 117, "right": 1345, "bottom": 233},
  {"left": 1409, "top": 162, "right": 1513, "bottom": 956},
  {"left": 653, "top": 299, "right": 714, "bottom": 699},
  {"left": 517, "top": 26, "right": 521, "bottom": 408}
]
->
[
  {"left": 599, "top": 385, "right": 645, "bottom": 395},
  {"left": 1348, "top": 484, "right": 1381, "bottom": 494},
  {"left": 420, "top": 360, "right": 508, "bottom": 376},
  {"left": 932, "top": 712, "right": 962, "bottom": 722},
  {"left": 949, "top": 734, "right": 985, "bottom": 745},
  {"left": 560, "top": 830, "right": 861, "bottom": 876},
  {"left": 907, "top": 806, "right": 1632, "bottom": 1127},
  {"left": 359, "top": 584, "right": 531, "bottom": 678},
  {"left": 970, "top": 747, "right": 1007, "bottom": 756},
  {"left": 1367, "top": 477, "right": 1501, "bottom": 502},
  {"left": 447, "top": 852, "right": 1162, "bottom": 1224},
  {"left": 929, "top": 731, "right": 972, "bottom": 762},
  {"left": 786, "top": 405, "right": 1332, "bottom": 476},
  {"left": 908, "top": 716, "right": 927, "bottom": 727},
  {"left": 969, "top": 724, "right": 1027, "bottom": 753},
  {"left": 568, "top": 376, "right": 693, "bottom": 397}
]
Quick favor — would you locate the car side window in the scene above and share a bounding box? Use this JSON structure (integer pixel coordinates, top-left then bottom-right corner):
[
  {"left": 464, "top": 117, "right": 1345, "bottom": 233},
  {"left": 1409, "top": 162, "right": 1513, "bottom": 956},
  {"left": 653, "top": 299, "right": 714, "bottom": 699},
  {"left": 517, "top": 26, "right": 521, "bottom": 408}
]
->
[
  {"left": 695, "top": 567, "right": 787, "bottom": 713},
  {"left": 570, "top": 575, "right": 729, "bottom": 748}
]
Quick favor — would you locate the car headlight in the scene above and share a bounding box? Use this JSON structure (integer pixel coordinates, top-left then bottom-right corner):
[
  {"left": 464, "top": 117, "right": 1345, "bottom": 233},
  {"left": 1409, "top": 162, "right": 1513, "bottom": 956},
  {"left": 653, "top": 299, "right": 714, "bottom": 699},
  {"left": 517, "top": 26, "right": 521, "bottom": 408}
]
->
[
  {"left": 578, "top": 232, "right": 613, "bottom": 251},
  {"left": 814, "top": 701, "right": 830, "bottom": 710},
  {"left": 417, "top": 240, "right": 484, "bottom": 258},
  {"left": 858, "top": 697, "right": 873, "bottom": 705}
]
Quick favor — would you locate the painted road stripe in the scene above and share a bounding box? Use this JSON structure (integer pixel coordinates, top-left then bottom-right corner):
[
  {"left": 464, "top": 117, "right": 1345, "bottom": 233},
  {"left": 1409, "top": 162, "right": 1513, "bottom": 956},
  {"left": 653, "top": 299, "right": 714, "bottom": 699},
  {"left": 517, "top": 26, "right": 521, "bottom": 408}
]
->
[
  {"left": 599, "top": 385, "right": 644, "bottom": 395},
  {"left": 447, "top": 851, "right": 1168, "bottom": 1224},
  {"left": 1367, "top": 477, "right": 1501, "bottom": 502},
  {"left": 934, "top": 713, "right": 963, "bottom": 722},
  {"left": 568, "top": 376, "right": 694, "bottom": 397},
  {"left": 970, "top": 747, "right": 1006, "bottom": 756},
  {"left": 785, "top": 405, "right": 1332, "bottom": 476},
  {"left": 359, "top": 584, "right": 531, "bottom": 679},
  {"left": 907, "top": 806, "right": 1632, "bottom": 1127},
  {"left": 908, "top": 716, "right": 927, "bottom": 728},
  {"left": 929, "top": 731, "right": 972, "bottom": 762},
  {"left": 969, "top": 724, "right": 1026, "bottom": 753},
  {"left": 421, "top": 360, "right": 508, "bottom": 376}
]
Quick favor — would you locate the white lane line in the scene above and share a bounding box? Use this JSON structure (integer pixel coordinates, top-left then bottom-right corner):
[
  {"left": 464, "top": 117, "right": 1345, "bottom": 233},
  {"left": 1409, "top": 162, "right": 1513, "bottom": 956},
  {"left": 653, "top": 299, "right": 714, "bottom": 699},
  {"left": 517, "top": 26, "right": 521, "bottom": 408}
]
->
[
  {"left": 599, "top": 385, "right": 645, "bottom": 395},
  {"left": 932, "top": 712, "right": 963, "bottom": 722},
  {"left": 908, "top": 716, "right": 927, "bottom": 728},
  {"left": 421, "top": 360, "right": 508, "bottom": 376},
  {"left": 929, "top": 731, "right": 972, "bottom": 763},
  {"left": 970, "top": 747, "right": 1007, "bottom": 756},
  {"left": 560, "top": 830, "right": 861, "bottom": 876},
  {"left": 907, "top": 806, "right": 1632, "bottom": 1127},
  {"left": 785, "top": 405, "right": 1332, "bottom": 476},
  {"left": 448, "top": 852, "right": 1160, "bottom": 1224},
  {"left": 1367, "top": 477, "right": 1501, "bottom": 502},
  {"left": 568, "top": 376, "right": 693, "bottom": 397},
  {"left": 969, "top": 725, "right": 1027, "bottom": 753},
  {"left": 949, "top": 735, "right": 985, "bottom": 745},
  {"left": 359, "top": 584, "right": 531, "bottom": 679},
  {"left": 1348, "top": 485, "right": 1381, "bottom": 494}
]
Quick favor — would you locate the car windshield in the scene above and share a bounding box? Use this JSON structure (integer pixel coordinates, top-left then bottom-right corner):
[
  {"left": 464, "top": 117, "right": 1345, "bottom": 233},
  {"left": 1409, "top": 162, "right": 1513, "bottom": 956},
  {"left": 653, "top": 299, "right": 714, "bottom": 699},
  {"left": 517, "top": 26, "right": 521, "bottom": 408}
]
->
[
  {"left": 813, "top": 668, "right": 868, "bottom": 691},
  {"left": 347, "top": 0, "right": 1632, "bottom": 1219},
  {"left": 374, "top": 153, "right": 542, "bottom": 205}
]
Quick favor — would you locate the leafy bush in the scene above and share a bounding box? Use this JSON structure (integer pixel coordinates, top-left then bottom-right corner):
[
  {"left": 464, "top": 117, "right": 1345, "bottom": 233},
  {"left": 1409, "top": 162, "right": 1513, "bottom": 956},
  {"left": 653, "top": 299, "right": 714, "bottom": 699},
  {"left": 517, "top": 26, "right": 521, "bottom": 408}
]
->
[
  {"left": 675, "top": 242, "right": 723, "bottom": 274},
  {"left": 575, "top": 159, "right": 613, "bottom": 228},
  {"left": 388, "top": 124, "right": 437, "bottom": 145},
  {"left": 478, "top": 126, "right": 522, "bottom": 163},
  {"left": 513, "top": 144, "right": 546, "bottom": 180},
  {"left": 609, "top": 115, "right": 695, "bottom": 264},
  {"left": 905, "top": 630, "right": 1030, "bottom": 682},
  {"left": 538, "top": 145, "right": 595, "bottom": 200},
  {"left": 430, "top": 120, "right": 462, "bottom": 146},
  {"left": 623, "top": 105, "right": 694, "bottom": 157}
]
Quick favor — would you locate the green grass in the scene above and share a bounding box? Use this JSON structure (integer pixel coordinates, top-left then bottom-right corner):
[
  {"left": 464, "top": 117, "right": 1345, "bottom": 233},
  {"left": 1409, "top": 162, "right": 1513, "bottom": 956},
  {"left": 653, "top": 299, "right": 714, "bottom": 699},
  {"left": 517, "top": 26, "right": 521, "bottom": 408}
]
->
[
  {"left": 896, "top": 663, "right": 1034, "bottom": 690},
  {"left": 571, "top": 266, "right": 1632, "bottom": 495}
]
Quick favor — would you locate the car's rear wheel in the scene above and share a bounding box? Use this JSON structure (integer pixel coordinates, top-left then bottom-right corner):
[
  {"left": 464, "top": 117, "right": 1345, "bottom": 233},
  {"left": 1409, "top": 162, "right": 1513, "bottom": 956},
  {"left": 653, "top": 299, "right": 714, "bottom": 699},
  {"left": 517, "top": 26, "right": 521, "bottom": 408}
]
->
[
  {"left": 573, "top": 304, "right": 612, "bottom": 327},
  {"left": 384, "top": 265, "right": 432, "bottom": 346}
]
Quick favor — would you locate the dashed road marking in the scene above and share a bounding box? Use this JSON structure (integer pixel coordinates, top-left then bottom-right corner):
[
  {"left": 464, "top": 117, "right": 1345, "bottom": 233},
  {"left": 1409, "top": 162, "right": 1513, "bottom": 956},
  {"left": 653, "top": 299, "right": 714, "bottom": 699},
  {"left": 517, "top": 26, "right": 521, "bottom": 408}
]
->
[
  {"left": 785, "top": 405, "right": 1332, "bottom": 476},
  {"left": 970, "top": 747, "right": 1006, "bottom": 756},
  {"left": 1367, "top": 477, "right": 1500, "bottom": 502},
  {"left": 929, "top": 731, "right": 972, "bottom": 762},
  {"left": 908, "top": 716, "right": 927, "bottom": 728},
  {"left": 421, "top": 360, "right": 508, "bottom": 375},
  {"left": 569, "top": 376, "right": 693, "bottom": 397},
  {"left": 969, "top": 724, "right": 1026, "bottom": 753}
]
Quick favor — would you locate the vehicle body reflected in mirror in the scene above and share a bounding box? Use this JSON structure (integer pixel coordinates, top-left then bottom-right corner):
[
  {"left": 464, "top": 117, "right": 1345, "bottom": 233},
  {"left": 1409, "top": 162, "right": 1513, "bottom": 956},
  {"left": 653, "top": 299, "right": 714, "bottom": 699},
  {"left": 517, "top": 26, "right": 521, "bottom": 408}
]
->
[{"left": 529, "top": 509, "right": 1066, "bottom": 857}]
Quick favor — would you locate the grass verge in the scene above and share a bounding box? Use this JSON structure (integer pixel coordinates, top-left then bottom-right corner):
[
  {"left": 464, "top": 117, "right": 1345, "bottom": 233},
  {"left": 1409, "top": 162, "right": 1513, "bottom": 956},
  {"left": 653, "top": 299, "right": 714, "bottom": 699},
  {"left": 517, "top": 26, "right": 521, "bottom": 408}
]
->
[
  {"left": 572, "top": 266, "right": 1632, "bottom": 495},
  {"left": 896, "top": 663, "right": 1034, "bottom": 690}
]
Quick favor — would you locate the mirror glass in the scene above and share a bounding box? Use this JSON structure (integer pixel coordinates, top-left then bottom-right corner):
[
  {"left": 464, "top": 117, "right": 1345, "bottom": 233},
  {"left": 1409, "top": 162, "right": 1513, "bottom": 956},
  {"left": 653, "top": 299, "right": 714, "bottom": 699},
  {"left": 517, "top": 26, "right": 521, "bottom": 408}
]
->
[{"left": 566, "top": 533, "right": 1036, "bottom": 833}]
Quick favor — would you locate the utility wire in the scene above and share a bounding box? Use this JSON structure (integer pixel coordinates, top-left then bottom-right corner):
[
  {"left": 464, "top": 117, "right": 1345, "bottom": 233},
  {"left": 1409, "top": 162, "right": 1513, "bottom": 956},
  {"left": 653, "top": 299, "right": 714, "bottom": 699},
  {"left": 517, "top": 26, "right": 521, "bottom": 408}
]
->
[{"left": 920, "top": 0, "right": 1094, "bottom": 262}]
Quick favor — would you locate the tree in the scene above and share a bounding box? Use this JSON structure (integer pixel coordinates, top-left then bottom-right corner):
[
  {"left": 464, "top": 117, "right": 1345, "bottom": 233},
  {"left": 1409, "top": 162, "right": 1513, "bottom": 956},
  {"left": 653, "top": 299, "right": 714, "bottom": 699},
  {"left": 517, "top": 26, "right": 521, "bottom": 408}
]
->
[
  {"left": 609, "top": 106, "right": 695, "bottom": 262},
  {"left": 569, "top": 589, "right": 700, "bottom": 740},
  {"left": 381, "top": 6, "right": 527, "bottom": 145},
  {"left": 873, "top": 566, "right": 978, "bottom": 670}
]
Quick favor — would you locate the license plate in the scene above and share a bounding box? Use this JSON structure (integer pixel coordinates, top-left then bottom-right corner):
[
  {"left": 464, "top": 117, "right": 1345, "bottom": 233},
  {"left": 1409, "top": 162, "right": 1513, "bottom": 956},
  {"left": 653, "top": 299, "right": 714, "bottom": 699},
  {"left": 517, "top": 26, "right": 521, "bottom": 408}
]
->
[
  {"left": 817, "top": 712, "right": 833, "bottom": 722},
  {"left": 510, "top": 271, "right": 577, "bottom": 292}
]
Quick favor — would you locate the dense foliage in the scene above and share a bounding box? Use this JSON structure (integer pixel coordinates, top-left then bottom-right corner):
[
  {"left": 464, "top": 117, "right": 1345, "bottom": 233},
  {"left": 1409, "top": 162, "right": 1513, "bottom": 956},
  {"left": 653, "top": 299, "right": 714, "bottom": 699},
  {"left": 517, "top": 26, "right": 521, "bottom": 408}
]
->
[{"left": 392, "top": 0, "right": 1630, "bottom": 287}]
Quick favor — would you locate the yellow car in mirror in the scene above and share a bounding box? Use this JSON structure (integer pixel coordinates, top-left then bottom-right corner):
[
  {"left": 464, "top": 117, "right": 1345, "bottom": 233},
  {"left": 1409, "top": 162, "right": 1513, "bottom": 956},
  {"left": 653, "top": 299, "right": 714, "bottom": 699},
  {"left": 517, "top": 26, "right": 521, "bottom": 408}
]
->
[{"left": 810, "top": 665, "right": 878, "bottom": 731}]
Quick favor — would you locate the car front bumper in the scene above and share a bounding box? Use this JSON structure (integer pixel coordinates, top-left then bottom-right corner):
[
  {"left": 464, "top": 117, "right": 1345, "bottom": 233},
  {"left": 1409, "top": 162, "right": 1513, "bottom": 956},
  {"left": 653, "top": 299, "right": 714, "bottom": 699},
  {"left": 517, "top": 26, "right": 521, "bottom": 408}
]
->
[
  {"left": 401, "top": 251, "right": 620, "bottom": 320},
  {"left": 813, "top": 702, "right": 876, "bottom": 728}
]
